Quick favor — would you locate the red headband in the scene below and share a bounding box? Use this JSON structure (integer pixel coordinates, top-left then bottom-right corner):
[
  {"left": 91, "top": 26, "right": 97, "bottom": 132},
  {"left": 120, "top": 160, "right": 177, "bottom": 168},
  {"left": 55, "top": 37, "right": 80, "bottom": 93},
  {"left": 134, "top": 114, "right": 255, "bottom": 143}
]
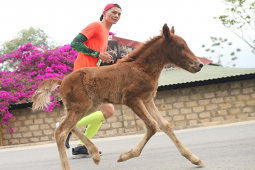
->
[{"left": 104, "top": 3, "right": 118, "bottom": 11}]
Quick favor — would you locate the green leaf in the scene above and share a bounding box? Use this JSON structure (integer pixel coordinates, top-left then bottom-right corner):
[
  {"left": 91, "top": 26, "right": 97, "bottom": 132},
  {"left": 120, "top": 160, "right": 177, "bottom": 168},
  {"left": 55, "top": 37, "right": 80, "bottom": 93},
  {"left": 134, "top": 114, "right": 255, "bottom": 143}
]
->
[
  {"left": 232, "top": 57, "right": 237, "bottom": 60},
  {"left": 212, "top": 42, "right": 221, "bottom": 46}
]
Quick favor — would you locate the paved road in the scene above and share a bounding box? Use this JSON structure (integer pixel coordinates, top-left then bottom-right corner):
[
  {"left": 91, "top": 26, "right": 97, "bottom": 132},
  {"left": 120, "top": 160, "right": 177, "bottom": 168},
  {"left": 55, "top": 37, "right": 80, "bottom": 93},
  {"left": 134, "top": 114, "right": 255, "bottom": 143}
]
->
[{"left": 1, "top": 121, "right": 255, "bottom": 170}]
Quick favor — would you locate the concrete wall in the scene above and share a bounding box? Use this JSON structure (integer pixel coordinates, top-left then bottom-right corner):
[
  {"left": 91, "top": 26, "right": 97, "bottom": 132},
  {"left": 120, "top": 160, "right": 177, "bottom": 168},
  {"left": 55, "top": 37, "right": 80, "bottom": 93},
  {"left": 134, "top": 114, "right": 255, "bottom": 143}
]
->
[{"left": 1, "top": 79, "right": 255, "bottom": 146}]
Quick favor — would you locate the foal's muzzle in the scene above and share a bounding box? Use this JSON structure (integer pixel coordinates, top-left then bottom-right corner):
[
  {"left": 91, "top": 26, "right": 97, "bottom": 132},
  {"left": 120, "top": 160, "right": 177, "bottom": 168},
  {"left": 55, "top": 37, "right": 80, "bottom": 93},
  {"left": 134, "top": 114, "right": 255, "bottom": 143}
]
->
[{"left": 190, "top": 61, "right": 203, "bottom": 73}]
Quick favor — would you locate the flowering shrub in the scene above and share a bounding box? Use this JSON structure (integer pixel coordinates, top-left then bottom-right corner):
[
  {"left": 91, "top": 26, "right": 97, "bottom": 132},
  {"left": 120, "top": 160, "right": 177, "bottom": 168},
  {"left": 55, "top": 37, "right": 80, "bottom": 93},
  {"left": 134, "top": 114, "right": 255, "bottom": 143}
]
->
[{"left": 0, "top": 43, "right": 78, "bottom": 133}]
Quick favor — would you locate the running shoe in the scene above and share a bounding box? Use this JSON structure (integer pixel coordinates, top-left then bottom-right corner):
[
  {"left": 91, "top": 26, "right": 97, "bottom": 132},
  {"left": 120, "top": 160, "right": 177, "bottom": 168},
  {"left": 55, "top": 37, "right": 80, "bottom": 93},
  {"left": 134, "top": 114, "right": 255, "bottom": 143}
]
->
[{"left": 71, "top": 145, "right": 102, "bottom": 159}]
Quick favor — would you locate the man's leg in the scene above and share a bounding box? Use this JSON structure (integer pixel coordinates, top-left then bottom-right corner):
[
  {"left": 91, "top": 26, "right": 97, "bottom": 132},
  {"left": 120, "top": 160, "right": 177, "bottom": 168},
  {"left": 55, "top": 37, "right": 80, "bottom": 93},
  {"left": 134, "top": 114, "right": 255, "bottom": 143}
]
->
[
  {"left": 76, "top": 104, "right": 115, "bottom": 146},
  {"left": 71, "top": 104, "right": 115, "bottom": 158},
  {"left": 77, "top": 122, "right": 102, "bottom": 145},
  {"left": 76, "top": 111, "right": 105, "bottom": 146},
  {"left": 100, "top": 103, "right": 115, "bottom": 119}
]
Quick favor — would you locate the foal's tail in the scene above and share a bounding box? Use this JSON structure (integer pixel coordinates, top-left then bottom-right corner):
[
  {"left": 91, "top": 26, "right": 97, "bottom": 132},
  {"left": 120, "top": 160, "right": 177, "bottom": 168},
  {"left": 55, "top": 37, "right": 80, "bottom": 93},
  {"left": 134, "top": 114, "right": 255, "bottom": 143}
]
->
[{"left": 32, "top": 78, "right": 62, "bottom": 112}]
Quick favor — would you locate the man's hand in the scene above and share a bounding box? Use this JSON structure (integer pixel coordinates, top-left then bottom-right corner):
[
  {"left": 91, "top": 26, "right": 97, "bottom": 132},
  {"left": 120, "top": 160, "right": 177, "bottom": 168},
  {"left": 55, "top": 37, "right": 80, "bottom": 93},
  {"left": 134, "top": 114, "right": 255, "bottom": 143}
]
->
[
  {"left": 99, "top": 51, "right": 113, "bottom": 63},
  {"left": 115, "top": 55, "right": 125, "bottom": 64}
]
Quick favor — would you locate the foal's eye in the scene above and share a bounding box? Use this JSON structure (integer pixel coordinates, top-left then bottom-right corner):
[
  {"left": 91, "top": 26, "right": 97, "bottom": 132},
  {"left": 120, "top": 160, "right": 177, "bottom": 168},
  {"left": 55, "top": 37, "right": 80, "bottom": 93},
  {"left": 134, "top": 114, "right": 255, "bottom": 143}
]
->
[{"left": 178, "top": 45, "right": 184, "bottom": 51}]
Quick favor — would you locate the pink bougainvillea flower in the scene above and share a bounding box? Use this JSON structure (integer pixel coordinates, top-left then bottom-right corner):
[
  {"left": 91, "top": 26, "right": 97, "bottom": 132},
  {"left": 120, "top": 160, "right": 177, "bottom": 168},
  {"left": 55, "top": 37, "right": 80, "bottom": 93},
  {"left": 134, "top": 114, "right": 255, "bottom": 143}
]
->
[
  {"left": 0, "top": 43, "right": 78, "bottom": 133},
  {"left": 109, "top": 32, "right": 115, "bottom": 36}
]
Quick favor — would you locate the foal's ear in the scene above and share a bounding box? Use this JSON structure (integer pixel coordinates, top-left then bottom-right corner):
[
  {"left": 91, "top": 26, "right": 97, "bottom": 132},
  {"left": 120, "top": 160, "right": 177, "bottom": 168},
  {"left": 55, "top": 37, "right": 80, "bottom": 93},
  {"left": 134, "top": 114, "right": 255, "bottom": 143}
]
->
[
  {"left": 170, "top": 26, "right": 175, "bottom": 34},
  {"left": 163, "top": 24, "right": 170, "bottom": 39}
]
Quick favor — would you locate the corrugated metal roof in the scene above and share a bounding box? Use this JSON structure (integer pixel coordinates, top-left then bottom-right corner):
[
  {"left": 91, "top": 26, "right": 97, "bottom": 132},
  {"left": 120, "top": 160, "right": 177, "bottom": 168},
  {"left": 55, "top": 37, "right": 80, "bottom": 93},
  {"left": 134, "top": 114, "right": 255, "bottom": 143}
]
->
[
  {"left": 198, "top": 57, "right": 213, "bottom": 65},
  {"left": 159, "top": 65, "right": 255, "bottom": 87},
  {"left": 112, "top": 36, "right": 213, "bottom": 65}
]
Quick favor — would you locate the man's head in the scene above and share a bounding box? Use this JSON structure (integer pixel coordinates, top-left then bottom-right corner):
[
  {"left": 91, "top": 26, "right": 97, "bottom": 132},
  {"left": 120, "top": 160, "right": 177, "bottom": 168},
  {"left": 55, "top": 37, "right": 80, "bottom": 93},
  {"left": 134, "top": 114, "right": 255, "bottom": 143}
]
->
[{"left": 100, "top": 3, "right": 121, "bottom": 24}]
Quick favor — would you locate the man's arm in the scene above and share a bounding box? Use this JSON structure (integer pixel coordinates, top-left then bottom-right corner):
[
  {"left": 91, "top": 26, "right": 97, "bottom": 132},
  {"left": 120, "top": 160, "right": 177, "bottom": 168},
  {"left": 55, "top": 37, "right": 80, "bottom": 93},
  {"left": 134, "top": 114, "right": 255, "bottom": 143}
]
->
[{"left": 70, "top": 33, "right": 100, "bottom": 57}]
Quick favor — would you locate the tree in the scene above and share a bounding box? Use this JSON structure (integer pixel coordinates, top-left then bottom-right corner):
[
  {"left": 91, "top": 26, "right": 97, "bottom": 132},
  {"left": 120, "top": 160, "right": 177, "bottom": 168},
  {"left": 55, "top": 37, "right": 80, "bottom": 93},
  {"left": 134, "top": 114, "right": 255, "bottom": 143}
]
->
[
  {"left": 214, "top": 0, "right": 255, "bottom": 54},
  {"left": 202, "top": 36, "right": 241, "bottom": 67},
  {"left": 0, "top": 27, "right": 57, "bottom": 71},
  {"left": 0, "top": 27, "right": 56, "bottom": 55}
]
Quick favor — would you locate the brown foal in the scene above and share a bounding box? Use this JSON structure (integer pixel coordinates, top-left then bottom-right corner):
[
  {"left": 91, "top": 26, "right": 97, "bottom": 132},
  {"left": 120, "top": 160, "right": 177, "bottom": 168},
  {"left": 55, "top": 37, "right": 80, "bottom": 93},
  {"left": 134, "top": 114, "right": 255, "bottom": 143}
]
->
[{"left": 32, "top": 24, "right": 204, "bottom": 170}]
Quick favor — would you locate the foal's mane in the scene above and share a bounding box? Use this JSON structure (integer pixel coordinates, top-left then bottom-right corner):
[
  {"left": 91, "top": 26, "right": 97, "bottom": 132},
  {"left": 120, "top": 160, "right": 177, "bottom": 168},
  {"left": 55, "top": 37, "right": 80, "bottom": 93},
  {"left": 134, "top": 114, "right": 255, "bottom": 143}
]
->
[{"left": 119, "top": 34, "right": 163, "bottom": 63}]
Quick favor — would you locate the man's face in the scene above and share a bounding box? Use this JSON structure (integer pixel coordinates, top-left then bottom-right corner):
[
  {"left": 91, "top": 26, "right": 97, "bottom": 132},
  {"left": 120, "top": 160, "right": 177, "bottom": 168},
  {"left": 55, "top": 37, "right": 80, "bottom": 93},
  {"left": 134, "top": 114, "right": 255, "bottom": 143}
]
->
[{"left": 104, "top": 7, "right": 121, "bottom": 24}]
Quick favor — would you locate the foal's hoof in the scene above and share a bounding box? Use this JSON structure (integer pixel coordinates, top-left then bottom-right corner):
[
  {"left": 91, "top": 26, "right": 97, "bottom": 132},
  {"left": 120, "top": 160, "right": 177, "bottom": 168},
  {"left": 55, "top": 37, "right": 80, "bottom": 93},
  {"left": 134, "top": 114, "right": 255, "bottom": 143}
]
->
[
  {"left": 194, "top": 160, "right": 204, "bottom": 166},
  {"left": 117, "top": 155, "right": 123, "bottom": 162},
  {"left": 92, "top": 154, "right": 101, "bottom": 165},
  {"left": 93, "top": 159, "right": 100, "bottom": 165},
  {"left": 117, "top": 150, "right": 134, "bottom": 162}
]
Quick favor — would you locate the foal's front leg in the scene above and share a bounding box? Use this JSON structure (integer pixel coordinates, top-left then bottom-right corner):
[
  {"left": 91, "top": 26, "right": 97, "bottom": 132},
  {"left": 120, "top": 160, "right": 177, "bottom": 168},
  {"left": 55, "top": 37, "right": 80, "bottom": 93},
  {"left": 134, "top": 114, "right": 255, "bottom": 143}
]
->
[
  {"left": 145, "top": 100, "right": 203, "bottom": 166},
  {"left": 118, "top": 99, "right": 158, "bottom": 162}
]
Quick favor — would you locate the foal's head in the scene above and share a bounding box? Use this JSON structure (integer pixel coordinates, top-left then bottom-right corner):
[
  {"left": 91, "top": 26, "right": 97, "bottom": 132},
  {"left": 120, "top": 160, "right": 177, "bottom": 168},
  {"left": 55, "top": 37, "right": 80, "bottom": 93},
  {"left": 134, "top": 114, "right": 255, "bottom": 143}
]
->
[{"left": 162, "top": 24, "right": 203, "bottom": 73}]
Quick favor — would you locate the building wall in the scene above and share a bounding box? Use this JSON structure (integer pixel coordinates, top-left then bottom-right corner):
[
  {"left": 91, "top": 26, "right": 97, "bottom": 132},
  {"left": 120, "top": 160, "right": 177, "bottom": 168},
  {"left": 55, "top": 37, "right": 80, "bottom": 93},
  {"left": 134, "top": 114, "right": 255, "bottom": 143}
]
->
[
  {"left": 1, "top": 79, "right": 255, "bottom": 146},
  {"left": 154, "top": 79, "right": 255, "bottom": 127}
]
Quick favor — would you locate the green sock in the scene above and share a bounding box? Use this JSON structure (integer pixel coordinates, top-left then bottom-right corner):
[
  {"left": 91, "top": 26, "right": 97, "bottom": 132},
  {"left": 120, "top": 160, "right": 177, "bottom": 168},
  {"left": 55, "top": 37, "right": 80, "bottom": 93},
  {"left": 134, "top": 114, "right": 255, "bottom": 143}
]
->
[{"left": 77, "top": 111, "right": 105, "bottom": 145}]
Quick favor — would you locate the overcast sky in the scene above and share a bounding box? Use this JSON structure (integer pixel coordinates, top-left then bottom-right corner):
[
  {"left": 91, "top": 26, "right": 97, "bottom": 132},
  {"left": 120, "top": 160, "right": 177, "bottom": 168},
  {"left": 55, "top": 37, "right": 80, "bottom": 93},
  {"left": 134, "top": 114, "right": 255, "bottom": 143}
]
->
[{"left": 0, "top": 0, "right": 254, "bottom": 68}]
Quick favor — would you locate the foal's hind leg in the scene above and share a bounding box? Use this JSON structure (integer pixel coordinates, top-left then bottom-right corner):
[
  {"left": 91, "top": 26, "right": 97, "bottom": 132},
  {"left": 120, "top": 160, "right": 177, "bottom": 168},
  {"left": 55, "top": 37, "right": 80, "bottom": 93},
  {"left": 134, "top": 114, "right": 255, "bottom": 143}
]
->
[
  {"left": 69, "top": 104, "right": 102, "bottom": 165},
  {"left": 118, "top": 99, "right": 158, "bottom": 162},
  {"left": 145, "top": 100, "right": 203, "bottom": 166},
  {"left": 55, "top": 111, "right": 84, "bottom": 170},
  {"left": 70, "top": 126, "right": 100, "bottom": 164},
  {"left": 55, "top": 104, "right": 101, "bottom": 170}
]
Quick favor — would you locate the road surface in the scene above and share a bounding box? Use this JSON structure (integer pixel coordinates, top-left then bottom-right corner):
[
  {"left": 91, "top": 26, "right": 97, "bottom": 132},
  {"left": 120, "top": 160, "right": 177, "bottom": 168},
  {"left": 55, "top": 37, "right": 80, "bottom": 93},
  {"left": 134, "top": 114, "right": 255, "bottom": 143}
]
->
[{"left": 1, "top": 121, "right": 255, "bottom": 170}]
